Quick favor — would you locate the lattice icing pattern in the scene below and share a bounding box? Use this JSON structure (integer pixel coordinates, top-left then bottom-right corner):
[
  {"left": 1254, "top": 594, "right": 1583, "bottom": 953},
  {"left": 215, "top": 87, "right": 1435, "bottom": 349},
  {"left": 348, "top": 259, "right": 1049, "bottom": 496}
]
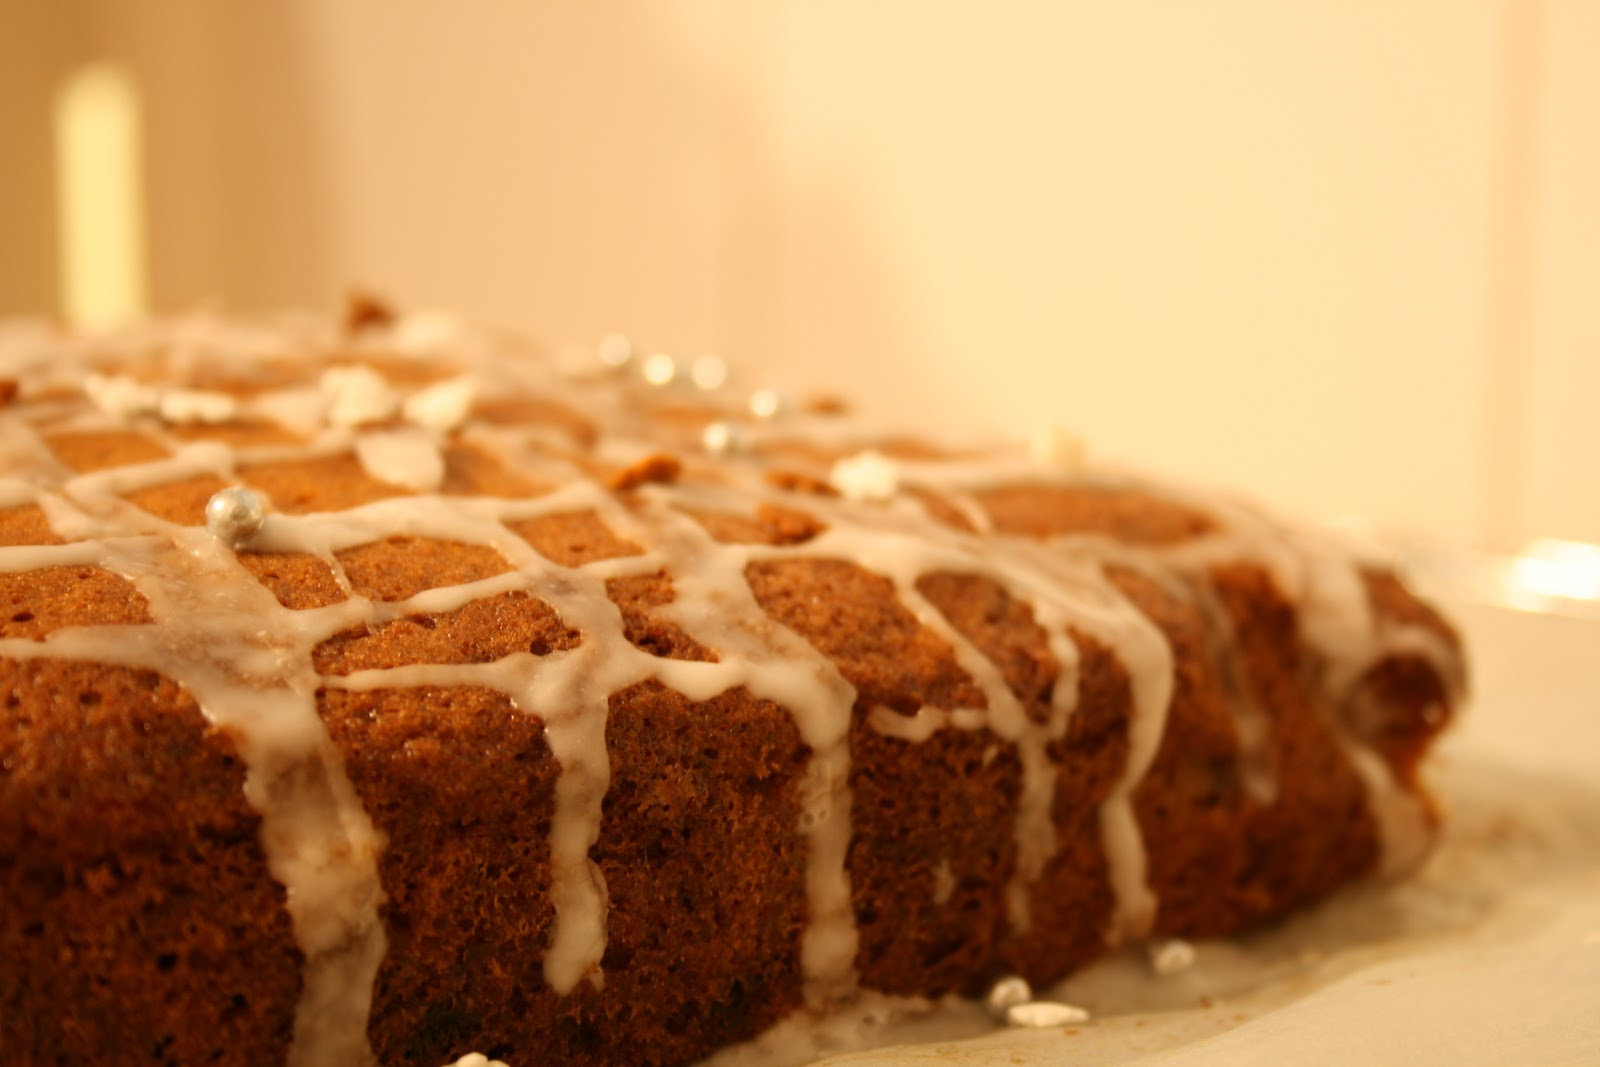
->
[{"left": 0, "top": 308, "right": 1465, "bottom": 1067}]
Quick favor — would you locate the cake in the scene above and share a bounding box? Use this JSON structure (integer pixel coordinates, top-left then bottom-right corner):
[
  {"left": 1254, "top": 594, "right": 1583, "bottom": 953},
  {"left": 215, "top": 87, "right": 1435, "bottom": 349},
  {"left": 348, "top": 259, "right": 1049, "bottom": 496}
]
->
[{"left": 0, "top": 303, "right": 1464, "bottom": 1067}]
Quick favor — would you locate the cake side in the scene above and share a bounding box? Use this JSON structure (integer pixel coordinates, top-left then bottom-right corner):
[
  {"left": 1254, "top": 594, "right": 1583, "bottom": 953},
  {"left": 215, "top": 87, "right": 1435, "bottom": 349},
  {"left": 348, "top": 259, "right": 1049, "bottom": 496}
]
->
[
  {"left": 0, "top": 656, "right": 302, "bottom": 1066},
  {"left": 0, "top": 312, "right": 1463, "bottom": 1066}
]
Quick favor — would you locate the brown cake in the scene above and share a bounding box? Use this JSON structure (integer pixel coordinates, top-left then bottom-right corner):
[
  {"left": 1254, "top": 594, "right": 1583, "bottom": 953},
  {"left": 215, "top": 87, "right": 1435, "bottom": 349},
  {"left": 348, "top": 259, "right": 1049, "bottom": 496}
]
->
[{"left": 0, "top": 306, "right": 1464, "bottom": 1067}]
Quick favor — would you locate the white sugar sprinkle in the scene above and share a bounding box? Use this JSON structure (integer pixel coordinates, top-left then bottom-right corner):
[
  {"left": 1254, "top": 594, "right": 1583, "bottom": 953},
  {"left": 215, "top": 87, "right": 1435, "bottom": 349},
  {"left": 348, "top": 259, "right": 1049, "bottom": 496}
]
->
[
  {"left": 1149, "top": 938, "right": 1197, "bottom": 976},
  {"left": 1005, "top": 1000, "right": 1091, "bottom": 1028},
  {"left": 322, "top": 365, "right": 399, "bottom": 427},
  {"left": 391, "top": 310, "right": 461, "bottom": 356},
  {"left": 250, "top": 385, "right": 327, "bottom": 437},
  {"left": 354, "top": 428, "right": 445, "bottom": 492},
  {"left": 442, "top": 1055, "right": 509, "bottom": 1067},
  {"left": 985, "top": 975, "right": 1032, "bottom": 1019},
  {"left": 84, "top": 373, "right": 160, "bottom": 419},
  {"left": 830, "top": 450, "right": 900, "bottom": 502},
  {"left": 403, "top": 376, "right": 475, "bottom": 432},
  {"left": 1031, "top": 421, "right": 1086, "bottom": 476},
  {"left": 159, "top": 389, "right": 238, "bottom": 425}
]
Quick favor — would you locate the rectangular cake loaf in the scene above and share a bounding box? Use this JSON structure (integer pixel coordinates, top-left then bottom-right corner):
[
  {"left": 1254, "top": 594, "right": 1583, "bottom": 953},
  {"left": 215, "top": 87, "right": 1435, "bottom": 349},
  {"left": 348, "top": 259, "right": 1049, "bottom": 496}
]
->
[{"left": 0, "top": 306, "right": 1463, "bottom": 1066}]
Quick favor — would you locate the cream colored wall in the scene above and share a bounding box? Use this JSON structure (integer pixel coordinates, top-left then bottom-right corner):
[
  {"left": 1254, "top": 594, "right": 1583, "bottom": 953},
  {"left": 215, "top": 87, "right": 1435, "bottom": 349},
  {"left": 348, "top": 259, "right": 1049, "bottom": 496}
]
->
[
  {"left": 1521, "top": 0, "right": 1600, "bottom": 546},
  {"left": 742, "top": 3, "right": 1503, "bottom": 543},
  {"left": 0, "top": 2, "right": 1594, "bottom": 545},
  {"left": 0, "top": 3, "right": 79, "bottom": 318}
]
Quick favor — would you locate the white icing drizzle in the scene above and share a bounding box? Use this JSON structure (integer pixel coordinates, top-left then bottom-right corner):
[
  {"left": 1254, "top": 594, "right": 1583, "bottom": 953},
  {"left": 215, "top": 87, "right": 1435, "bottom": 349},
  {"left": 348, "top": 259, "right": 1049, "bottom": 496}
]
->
[
  {"left": 1002, "top": 541, "right": 1174, "bottom": 944},
  {"left": 1087, "top": 584, "right": 1174, "bottom": 945},
  {"left": 0, "top": 316, "right": 1465, "bottom": 1062},
  {"left": 1191, "top": 584, "right": 1280, "bottom": 806}
]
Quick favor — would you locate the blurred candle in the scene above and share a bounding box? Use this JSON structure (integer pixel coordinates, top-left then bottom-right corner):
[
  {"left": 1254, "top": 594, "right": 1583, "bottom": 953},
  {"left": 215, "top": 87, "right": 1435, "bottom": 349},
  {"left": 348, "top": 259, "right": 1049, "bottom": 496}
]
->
[{"left": 54, "top": 63, "right": 147, "bottom": 327}]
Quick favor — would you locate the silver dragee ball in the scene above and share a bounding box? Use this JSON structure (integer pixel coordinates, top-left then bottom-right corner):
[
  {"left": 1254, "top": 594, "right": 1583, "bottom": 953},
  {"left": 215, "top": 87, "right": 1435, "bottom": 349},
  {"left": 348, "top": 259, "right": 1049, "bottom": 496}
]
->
[
  {"left": 748, "top": 387, "right": 789, "bottom": 420},
  {"left": 640, "top": 352, "right": 679, "bottom": 386},
  {"left": 689, "top": 354, "right": 729, "bottom": 391},
  {"left": 701, "top": 420, "right": 747, "bottom": 456},
  {"left": 596, "top": 332, "right": 634, "bottom": 369},
  {"left": 205, "top": 486, "right": 266, "bottom": 547}
]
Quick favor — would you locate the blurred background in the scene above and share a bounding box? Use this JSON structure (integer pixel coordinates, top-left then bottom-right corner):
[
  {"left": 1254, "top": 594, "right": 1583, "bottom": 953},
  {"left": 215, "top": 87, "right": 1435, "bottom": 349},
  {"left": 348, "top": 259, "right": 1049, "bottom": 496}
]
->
[{"left": 1, "top": 1, "right": 1595, "bottom": 551}]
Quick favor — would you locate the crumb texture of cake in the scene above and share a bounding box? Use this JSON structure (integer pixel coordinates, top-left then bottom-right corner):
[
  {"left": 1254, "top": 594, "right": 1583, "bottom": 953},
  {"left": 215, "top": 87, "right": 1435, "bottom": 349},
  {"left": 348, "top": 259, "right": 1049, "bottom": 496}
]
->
[{"left": 0, "top": 311, "right": 1465, "bottom": 1067}]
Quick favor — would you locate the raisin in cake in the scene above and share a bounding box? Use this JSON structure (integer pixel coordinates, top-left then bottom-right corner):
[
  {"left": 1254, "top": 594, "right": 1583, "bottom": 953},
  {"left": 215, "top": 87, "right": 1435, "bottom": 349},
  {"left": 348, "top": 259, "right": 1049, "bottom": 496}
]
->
[{"left": 0, "top": 306, "right": 1464, "bottom": 1066}]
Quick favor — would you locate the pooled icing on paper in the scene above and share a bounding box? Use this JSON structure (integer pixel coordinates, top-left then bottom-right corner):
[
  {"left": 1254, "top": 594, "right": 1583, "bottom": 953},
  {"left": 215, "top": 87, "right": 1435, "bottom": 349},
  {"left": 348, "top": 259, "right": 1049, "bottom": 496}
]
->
[{"left": 0, "top": 312, "right": 1464, "bottom": 1064}]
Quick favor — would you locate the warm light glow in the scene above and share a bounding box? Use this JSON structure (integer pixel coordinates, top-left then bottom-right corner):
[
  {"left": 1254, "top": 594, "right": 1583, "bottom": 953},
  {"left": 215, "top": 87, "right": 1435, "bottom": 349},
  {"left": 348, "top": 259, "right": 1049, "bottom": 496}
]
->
[
  {"left": 54, "top": 63, "right": 147, "bottom": 327},
  {"left": 1508, "top": 539, "right": 1600, "bottom": 603}
]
